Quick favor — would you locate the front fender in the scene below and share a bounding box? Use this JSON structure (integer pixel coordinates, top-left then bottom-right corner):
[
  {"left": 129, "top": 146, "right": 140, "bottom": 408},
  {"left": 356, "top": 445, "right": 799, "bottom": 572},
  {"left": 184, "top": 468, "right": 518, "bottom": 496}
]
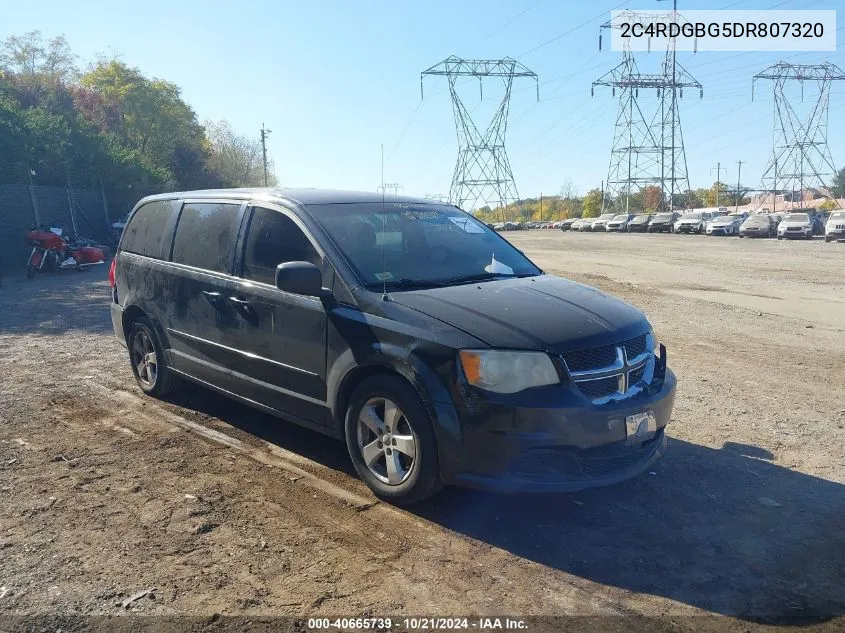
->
[{"left": 325, "top": 310, "right": 464, "bottom": 474}]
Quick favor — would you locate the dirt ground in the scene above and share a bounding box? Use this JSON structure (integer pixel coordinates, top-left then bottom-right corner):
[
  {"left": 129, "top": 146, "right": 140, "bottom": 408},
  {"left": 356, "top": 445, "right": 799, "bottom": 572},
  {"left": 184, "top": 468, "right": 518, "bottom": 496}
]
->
[{"left": 1, "top": 232, "right": 844, "bottom": 632}]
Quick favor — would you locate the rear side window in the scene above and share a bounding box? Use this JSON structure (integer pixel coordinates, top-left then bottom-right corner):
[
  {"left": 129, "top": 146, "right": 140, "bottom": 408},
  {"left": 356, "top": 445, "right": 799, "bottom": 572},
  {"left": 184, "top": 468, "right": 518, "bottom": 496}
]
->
[
  {"left": 242, "top": 206, "right": 321, "bottom": 285},
  {"left": 121, "top": 201, "right": 174, "bottom": 258},
  {"left": 171, "top": 203, "right": 240, "bottom": 273}
]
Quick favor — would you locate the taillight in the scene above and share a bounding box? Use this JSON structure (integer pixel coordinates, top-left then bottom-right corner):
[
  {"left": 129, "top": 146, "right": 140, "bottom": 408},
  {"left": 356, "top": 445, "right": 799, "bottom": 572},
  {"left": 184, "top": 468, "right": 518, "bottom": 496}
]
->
[{"left": 108, "top": 257, "right": 117, "bottom": 287}]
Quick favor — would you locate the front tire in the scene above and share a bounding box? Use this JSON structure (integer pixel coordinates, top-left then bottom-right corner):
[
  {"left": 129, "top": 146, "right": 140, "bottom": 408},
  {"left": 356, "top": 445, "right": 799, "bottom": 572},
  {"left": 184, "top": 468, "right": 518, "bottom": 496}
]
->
[
  {"left": 127, "top": 317, "right": 179, "bottom": 397},
  {"left": 344, "top": 375, "right": 442, "bottom": 505}
]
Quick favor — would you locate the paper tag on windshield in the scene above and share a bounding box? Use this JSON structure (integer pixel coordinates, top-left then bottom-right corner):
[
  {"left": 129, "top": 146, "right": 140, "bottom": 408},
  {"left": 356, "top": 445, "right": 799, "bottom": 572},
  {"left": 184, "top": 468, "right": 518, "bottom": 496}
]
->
[
  {"left": 448, "top": 217, "right": 485, "bottom": 233},
  {"left": 374, "top": 272, "right": 394, "bottom": 281}
]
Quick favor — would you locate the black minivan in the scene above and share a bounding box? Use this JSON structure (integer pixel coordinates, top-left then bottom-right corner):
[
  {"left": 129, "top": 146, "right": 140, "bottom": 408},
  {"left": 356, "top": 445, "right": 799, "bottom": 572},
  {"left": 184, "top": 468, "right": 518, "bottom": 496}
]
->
[{"left": 110, "top": 189, "right": 676, "bottom": 504}]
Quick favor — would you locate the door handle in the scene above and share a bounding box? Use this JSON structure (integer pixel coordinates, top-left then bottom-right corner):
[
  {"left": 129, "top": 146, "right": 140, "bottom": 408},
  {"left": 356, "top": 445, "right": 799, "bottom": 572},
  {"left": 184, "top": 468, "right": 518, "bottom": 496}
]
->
[
  {"left": 228, "top": 296, "right": 256, "bottom": 320},
  {"left": 201, "top": 290, "right": 225, "bottom": 307}
]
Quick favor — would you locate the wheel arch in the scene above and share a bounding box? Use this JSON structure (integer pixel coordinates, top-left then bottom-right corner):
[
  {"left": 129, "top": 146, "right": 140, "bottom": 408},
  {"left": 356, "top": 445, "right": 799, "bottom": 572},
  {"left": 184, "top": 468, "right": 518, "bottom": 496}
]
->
[{"left": 122, "top": 305, "right": 172, "bottom": 359}]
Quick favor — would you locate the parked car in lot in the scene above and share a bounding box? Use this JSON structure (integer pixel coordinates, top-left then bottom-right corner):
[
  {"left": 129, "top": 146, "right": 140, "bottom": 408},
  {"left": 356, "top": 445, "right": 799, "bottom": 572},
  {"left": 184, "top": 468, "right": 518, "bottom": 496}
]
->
[
  {"left": 589, "top": 213, "right": 617, "bottom": 232},
  {"left": 675, "top": 211, "right": 713, "bottom": 234},
  {"left": 626, "top": 214, "right": 652, "bottom": 233},
  {"left": 570, "top": 218, "right": 588, "bottom": 231},
  {"left": 825, "top": 210, "right": 845, "bottom": 242},
  {"left": 739, "top": 214, "right": 777, "bottom": 238},
  {"left": 777, "top": 212, "right": 814, "bottom": 240},
  {"left": 560, "top": 218, "right": 579, "bottom": 231},
  {"left": 706, "top": 212, "right": 747, "bottom": 236},
  {"left": 647, "top": 211, "right": 679, "bottom": 233},
  {"left": 110, "top": 188, "right": 675, "bottom": 504},
  {"left": 606, "top": 213, "right": 636, "bottom": 232}
]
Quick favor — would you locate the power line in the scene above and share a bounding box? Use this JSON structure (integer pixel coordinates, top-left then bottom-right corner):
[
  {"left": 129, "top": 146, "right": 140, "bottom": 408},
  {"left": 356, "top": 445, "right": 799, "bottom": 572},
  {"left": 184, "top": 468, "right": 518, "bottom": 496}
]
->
[{"left": 516, "top": 0, "right": 630, "bottom": 59}]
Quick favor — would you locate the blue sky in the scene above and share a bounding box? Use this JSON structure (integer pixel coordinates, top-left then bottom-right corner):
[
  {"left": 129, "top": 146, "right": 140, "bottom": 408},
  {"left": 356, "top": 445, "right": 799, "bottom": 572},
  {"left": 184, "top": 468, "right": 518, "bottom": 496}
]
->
[{"left": 3, "top": 0, "right": 843, "bottom": 199}]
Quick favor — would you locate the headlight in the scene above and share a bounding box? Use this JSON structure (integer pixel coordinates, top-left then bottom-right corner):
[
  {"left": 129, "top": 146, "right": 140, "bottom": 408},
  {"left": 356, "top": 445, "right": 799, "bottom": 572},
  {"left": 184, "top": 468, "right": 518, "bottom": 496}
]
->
[
  {"left": 459, "top": 350, "right": 559, "bottom": 394},
  {"left": 651, "top": 329, "right": 661, "bottom": 359}
]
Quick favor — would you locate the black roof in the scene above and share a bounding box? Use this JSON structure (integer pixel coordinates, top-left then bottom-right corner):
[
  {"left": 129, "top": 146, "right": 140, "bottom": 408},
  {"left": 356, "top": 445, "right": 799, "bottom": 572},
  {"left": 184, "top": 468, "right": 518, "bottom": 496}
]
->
[{"left": 139, "top": 187, "right": 440, "bottom": 207}]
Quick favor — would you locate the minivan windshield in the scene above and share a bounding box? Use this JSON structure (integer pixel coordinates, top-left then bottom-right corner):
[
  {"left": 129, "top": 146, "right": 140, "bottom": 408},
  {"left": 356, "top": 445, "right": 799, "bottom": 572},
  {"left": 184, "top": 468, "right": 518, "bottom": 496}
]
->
[{"left": 308, "top": 203, "right": 541, "bottom": 288}]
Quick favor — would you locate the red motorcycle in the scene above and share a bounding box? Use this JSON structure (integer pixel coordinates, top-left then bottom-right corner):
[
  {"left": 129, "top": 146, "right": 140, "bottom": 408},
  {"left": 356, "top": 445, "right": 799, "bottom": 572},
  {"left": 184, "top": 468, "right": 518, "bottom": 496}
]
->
[{"left": 25, "top": 226, "right": 106, "bottom": 279}]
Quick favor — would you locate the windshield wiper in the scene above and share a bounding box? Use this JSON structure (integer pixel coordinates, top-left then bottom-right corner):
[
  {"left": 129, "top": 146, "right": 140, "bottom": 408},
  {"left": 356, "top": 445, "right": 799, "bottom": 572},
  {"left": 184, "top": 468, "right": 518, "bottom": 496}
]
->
[
  {"left": 364, "top": 278, "right": 445, "bottom": 290},
  {"left": 442, "top": 271, "right": 538, "bottom": 286}
]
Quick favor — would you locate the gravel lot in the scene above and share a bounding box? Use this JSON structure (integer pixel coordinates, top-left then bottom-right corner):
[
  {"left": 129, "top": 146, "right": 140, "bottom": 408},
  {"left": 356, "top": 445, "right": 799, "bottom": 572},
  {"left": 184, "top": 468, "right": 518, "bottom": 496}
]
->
[{"left": 1, "top": 232, "right": 844, "bottom": 631}]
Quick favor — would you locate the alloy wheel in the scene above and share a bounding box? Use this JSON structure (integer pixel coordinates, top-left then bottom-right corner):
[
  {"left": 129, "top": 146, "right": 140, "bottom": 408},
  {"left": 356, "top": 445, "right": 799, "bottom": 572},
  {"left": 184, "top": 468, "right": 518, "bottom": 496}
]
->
[
  {"left": 356, "top": 397, "right": 417, "bottom": 485},
  {"left": 131, "top": 329, "right": 158, "bottom": 388}
]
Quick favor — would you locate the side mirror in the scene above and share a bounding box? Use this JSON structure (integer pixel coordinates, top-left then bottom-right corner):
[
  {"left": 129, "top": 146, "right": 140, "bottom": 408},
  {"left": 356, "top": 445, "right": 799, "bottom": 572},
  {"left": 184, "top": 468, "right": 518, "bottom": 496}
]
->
[{"left": 275, "top": 261, "right": 330, "bottom": 298}]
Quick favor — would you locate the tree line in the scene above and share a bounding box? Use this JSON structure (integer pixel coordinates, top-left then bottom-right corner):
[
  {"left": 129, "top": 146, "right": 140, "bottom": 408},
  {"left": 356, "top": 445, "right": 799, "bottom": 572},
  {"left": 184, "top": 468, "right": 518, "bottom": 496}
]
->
[
  {"left": 0, "top": 31, "right": 275, "bottom": 219},
  {"left": 473, "top": 173, "right": 845, "bottom": 223}
]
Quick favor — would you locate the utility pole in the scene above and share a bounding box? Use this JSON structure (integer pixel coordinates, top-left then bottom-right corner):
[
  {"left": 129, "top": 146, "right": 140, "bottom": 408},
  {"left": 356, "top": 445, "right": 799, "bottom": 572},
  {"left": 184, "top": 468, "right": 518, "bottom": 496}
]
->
[
  {"left": 539, "top": 193, "right": 543, "bottom": 221},
  {"left": 260, "top": 123, "right": 271, "bottom": 187},
  {"left": 735, "top": 160, "right": 744, "bottom": 212},
  {"left": 711, "top": 162, "right": 727, "bottom": 207}
]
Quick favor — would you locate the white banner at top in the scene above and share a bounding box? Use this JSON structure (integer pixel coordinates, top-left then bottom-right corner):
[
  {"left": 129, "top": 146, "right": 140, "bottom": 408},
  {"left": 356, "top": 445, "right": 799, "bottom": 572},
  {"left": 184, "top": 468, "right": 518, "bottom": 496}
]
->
[{"left": 609, "top": 10, "right": 836, "bottom": 52}]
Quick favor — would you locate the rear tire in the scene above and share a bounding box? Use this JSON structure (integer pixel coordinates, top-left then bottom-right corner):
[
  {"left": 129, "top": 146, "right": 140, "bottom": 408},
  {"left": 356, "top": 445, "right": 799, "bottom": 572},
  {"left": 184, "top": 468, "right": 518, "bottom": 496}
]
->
[
  {"left": 344, "top": 375, "right": 442, "bottom": 505},
  {"left": 25, "top": 265, "right": 35, "bottom": 279},
  {"left": 127, "top": 317, "right": 179, "bottom": 397}
]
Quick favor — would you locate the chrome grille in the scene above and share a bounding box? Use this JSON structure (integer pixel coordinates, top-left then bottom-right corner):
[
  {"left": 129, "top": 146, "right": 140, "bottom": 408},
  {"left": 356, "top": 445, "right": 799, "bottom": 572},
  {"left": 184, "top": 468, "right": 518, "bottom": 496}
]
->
[
  {"left": 561, "top": 332, "right": 655, "bottom": 405},
  {"left": 629, "top": 365, "right": 646, "bottom": 384},
  {"left": 623, "top": 334, "right": 647, "bottom": 359},
  {"left": 561, "top": 345, "right": 617, "bottom": 373},
  {"left": 577, "top": 377, "right": 620, "bottom": 400}
]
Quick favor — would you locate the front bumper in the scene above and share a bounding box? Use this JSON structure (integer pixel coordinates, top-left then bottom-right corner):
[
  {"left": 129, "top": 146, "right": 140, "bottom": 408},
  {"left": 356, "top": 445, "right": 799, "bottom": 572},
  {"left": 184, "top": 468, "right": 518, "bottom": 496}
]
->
[
  {"left": 780, "top": 230, "right": 811, "bottom": 239},
  {"left": 707, "top": 226, "right": 734, "bottom": 235},
  {"left": 439, "top": 364, "right": 677, "bottom": 493},
  {"left": 826, "top": 229, "right": 845, "bottom": 239},
  {"left": 740, "top": 228, "right": 769, "bottom": 237},
  {"left": 676, "top": 224, "right": 700, "bottom": 233}
]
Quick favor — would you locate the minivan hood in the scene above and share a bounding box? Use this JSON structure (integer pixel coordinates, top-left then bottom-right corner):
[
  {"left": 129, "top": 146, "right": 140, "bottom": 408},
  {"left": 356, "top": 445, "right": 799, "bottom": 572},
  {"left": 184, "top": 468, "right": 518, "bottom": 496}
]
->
[{"left": 386, "top": 275, "right": 648, "bottom": 353}]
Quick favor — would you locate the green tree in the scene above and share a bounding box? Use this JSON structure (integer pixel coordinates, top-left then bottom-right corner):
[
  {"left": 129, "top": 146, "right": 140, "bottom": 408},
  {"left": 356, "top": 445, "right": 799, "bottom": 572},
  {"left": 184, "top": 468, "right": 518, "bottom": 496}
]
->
[
  {"left": 0, "top": 31, "right": 76, "bottom": 80},
  {"left": 704, "top": 181, "right": 731, "bottom": 207},
  {"left": 832, "top": 167, "right": 845, "bottom": 198},
  {"left": 818, "top": 198, "right": 837, "bottom": 211},
  {"left": 205, "top": 119, "right": 274, "bottom": 187},
  {"left": 81, "top": 60, "right": 209, "bottom": 188},
  {"left": 582, "top": 188, "right": 603, "bottom": 218}
]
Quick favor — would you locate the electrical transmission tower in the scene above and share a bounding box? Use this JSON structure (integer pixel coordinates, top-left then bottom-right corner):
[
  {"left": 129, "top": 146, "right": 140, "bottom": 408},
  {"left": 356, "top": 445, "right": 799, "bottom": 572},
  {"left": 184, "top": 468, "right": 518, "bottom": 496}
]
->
[
  {"left": 752, "top": 62, "right": 845, "bottom": 209},
  {"left": 421, "top": 57, "right": 538, "bottom": 217},
  {"left": 593, "top": 9, "right": 702, "bottom": 213},
  {"left": 378, "top": 183, "right": 404, "bottom": 196}
]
